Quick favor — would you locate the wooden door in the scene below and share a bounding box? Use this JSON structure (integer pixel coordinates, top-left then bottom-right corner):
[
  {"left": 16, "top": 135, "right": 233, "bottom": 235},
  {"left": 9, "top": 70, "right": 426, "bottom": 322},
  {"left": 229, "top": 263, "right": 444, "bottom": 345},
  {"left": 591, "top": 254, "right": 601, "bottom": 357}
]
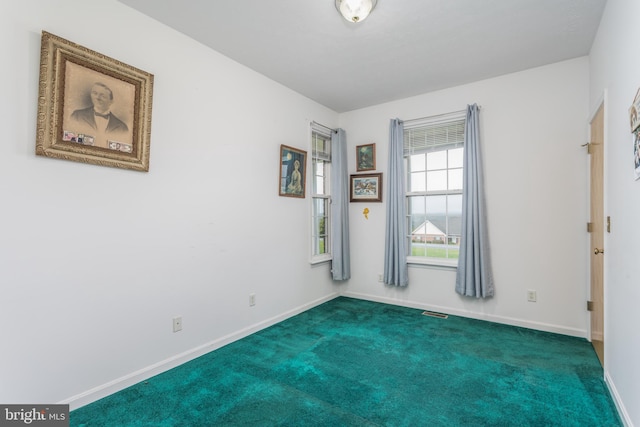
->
[{"left": 589, "top": 104, "right": 604, "bottom": 366}]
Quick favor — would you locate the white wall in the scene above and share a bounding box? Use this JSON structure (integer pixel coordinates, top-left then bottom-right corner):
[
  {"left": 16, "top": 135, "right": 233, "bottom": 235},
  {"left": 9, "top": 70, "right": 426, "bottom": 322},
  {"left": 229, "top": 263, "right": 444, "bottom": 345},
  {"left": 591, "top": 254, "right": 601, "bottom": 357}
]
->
[
  {"left": 340, "top": 57, "right": 591, "bottom": 337},
  {"left": 589, "top": 0, "right": 640, "bottom": 424},
  {"left": 0, "top": 0, "right": 339, "bottom": 407},
  {"left": 3, "top": 1, "right": 635, "bottom": 422}
]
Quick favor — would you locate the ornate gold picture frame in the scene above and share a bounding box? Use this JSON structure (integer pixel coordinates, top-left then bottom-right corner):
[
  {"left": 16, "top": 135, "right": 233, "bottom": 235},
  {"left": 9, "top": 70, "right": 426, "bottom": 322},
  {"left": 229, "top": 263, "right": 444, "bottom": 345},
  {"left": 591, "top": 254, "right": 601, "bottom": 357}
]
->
[{"left": 36, "top": 31, "right": 154, "bottom": 171}]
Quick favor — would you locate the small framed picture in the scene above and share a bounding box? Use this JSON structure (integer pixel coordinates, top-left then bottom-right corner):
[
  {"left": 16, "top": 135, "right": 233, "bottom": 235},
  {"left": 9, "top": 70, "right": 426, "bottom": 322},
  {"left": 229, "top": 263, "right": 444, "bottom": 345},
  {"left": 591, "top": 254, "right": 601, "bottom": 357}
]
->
[
  {"left": 279, "top": 144, "right": 307, "bottom": 198},
  {"left": 356, "top": 143, "right": 376, "bottom": 171},
  {"left": 630, "top": 88, "right": 640, "bottom": 133},
  {"left": 634, "top": 130, "right": 640, "bottom": 180},
  {"left": 350, "top": 173, "right": 382, "bottom": 202}
]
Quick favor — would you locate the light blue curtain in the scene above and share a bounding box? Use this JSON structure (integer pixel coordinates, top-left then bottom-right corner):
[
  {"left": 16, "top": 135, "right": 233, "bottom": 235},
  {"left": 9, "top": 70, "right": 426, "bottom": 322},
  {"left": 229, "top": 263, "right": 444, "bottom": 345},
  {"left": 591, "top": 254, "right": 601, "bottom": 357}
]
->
[
  {"left": 455, "top": 104, "right": 494, "bottom": 297},
  {"left": 330, "top": 128, "right": 350, "bottom": 281},
  {"left": 383, "top": 119, "right": 408, "bottom": 287}
]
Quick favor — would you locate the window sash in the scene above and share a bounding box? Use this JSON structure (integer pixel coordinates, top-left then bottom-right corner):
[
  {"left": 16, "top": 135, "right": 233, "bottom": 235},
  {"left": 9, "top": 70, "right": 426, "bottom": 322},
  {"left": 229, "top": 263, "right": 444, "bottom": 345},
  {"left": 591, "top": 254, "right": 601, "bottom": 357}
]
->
[
  {"left": 406, "top": 148, "right": 463, "bottom": 194},
  {"left": 312, "top": 130, "right": 331, "bottom": 196},
  {"left": 311, "top": 128, "right": 332, "bottom": 262},
  {"left": 312, "top": 132, "right": 331, "bottom": 161},
  {"left": 312, "top": 196, "right": 330, "bottom": 256},
  {"left": 404, "top": 115, "right": 464, "bottom": 265}
]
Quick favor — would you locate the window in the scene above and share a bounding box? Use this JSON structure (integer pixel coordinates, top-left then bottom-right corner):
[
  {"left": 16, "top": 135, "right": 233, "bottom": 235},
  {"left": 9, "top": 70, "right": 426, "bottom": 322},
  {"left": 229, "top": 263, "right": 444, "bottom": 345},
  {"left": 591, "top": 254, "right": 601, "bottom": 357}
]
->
[
  {"left": 311, "top": 128, "right": 332, "bottom": 263},
  {"left": 405, "top": 115, "right": 465, "bottom": 266}
]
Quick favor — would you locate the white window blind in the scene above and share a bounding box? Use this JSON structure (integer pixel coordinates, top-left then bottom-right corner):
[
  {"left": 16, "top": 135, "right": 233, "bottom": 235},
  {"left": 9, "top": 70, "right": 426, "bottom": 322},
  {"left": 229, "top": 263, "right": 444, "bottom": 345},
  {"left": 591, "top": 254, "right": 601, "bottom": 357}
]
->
[
  {"left": 404, "top": 117, "right": 465, "bottom": 156},
  {"left": 312, "top": 131, "right": 331, "bottom": 162}
]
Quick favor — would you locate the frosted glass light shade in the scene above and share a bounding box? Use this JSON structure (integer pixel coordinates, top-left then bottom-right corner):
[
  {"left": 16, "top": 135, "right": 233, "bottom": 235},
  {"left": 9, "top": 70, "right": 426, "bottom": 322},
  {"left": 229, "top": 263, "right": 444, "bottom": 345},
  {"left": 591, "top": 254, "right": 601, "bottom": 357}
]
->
[{"left": 335, "top": 0, "right": 377, "bottom": 23}]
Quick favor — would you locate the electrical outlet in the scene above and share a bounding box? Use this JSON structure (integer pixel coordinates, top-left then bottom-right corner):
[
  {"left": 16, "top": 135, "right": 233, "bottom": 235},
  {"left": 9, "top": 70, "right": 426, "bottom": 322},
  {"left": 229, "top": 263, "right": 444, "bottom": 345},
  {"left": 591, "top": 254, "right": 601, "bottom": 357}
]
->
[
  {"left": 527, "top": 290, "right": 537, "bottom": 302},
  {"left": 249, "top": 293, "right": 256, "bottom": 306},
  {"left": 378, "top": 274, "right": 383, "bottom": 282},
  {"left": 173, "top": 316, "right": 182, "bottom": 332}
]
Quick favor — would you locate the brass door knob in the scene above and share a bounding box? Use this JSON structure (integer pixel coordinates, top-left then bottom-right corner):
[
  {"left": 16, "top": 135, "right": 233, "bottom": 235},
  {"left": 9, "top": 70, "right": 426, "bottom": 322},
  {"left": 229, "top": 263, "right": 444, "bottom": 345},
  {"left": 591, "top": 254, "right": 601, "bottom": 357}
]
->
[{"left": 594, "top": 248, "right": 604, "bottom": 255}]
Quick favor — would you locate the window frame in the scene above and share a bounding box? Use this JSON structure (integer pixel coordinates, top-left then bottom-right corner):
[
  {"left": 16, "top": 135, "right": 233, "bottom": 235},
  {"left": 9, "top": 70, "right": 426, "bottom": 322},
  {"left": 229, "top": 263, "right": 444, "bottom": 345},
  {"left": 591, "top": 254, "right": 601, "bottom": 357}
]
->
[
  {"left": 404, "top": 113, "right": 465, "bottom": 268},
  {"left": 310, "top": 126, "right": 332, "bottom": 264}
]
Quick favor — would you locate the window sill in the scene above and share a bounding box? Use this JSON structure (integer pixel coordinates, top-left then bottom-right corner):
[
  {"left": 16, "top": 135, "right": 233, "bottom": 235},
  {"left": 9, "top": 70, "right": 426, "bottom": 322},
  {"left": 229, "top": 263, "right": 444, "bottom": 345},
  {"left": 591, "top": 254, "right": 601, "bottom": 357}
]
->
[
  {"left": 310, "top": 254, "right": 332, "bottom": 265},
  {"left": 407, "top": 256, "right": 458, "bottom": 270}
]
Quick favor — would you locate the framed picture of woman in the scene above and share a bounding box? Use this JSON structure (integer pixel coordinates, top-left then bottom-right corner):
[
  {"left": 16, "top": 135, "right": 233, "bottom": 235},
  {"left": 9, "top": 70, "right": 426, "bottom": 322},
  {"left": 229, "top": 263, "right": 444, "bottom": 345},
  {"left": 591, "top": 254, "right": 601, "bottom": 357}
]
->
[{"left": 279, "top": 145, "right": 307, "bottom": 198}]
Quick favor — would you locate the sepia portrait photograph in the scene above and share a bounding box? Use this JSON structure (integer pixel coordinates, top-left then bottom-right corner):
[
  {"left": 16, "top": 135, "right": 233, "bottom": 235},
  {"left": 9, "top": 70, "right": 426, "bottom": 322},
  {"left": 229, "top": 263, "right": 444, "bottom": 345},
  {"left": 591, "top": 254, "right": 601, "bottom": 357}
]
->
[
  {"left": 36, "top": 31, "right": 153, "bottom": 171},
  {"left": 62, "top": 62, "right": 135, "bottom": 153}
]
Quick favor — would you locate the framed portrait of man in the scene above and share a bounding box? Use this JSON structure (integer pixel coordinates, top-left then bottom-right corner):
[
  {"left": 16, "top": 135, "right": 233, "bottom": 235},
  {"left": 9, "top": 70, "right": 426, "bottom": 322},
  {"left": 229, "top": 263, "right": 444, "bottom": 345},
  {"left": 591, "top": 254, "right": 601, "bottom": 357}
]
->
[{"left": 36, "top": 31, "right": 153, "bottom": 171}]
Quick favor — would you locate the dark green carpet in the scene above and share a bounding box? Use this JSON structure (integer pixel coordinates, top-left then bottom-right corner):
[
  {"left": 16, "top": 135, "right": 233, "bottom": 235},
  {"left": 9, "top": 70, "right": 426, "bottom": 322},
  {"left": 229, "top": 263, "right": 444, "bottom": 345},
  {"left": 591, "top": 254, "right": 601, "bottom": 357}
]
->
[{"left": 71, "top": 297, "right": 621, "bottom": 426}]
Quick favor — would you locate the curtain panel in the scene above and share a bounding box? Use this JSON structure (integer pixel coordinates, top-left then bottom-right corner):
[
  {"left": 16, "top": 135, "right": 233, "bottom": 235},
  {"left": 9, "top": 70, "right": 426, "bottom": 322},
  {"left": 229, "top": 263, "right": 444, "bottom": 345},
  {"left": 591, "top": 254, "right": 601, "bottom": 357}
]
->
[
  {"left": 455, "top": 104, "right": 494, "bottom": 297},
  {"left": 383, "top": 119, "right": 409, "bottom": 286},
  {"left": 330, "top": 128, "right": 351, "bottom": 281}
]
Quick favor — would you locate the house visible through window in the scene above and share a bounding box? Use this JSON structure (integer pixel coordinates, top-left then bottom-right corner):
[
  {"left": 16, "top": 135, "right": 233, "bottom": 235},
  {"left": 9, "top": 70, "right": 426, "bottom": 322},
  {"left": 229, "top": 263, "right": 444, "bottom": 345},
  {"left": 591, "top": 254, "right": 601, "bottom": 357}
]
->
[
  {"left": 311, "top": 128, "right": 331, "bottom": 262},
  {"left": 405, "top": 114, "right": 465, "bottom": 266}
]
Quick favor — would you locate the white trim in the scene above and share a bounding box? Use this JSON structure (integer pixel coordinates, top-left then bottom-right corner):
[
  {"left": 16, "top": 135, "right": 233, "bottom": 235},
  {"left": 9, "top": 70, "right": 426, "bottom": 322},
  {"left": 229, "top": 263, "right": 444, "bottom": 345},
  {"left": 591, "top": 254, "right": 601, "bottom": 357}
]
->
[
  {"left": 341, "top": 291, "right": 587, "bottom": 338},
  {"left": 60, "top": 293, "right": 340, "bottom": 410},
  {"left": 309, "top": 125, "right": 332, "bottom": 264},
  {"left": 403, "top": 110, "right": 466, "bottom": 129},
  {"left": 585, "top": 94, "right": 607, "bottom": 346},
  {"left": 605, "top": 371, "right": 633, "bottom": 427},
  {"left": 310, "top": 121, "right": 334, "bottom": 137},
  {"left": 310, "top": 253, "right": 332, "bottom": 265},
  {"left": 588, "top": 93, "right": 606, "bottom": 124},
  {"left": 585, "top": 117, "right": 593, "bottom": 342},
  {"left": 407, "top": 256, "right": 458, "bottom": 269}
]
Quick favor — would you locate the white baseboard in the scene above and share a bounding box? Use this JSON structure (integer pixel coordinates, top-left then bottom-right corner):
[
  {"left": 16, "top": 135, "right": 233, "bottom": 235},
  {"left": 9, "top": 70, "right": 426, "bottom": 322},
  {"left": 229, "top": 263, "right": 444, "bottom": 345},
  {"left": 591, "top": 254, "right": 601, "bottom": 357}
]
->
[
  {"left": 61, "top": 293, "right": 340, "bottom": 411},
  {"left": 605, "top": 371, "right": 634, "bottom": 427},
  {"left": 341, "top": 291, "right": 587, "bottom": 338}
]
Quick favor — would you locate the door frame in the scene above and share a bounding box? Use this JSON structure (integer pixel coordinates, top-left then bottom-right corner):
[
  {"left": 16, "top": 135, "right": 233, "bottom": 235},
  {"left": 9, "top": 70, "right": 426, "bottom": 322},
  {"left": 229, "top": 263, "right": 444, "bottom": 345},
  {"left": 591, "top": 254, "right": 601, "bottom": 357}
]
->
[{"left": 587, "top": 93, "right": 607, "bottom": 366}]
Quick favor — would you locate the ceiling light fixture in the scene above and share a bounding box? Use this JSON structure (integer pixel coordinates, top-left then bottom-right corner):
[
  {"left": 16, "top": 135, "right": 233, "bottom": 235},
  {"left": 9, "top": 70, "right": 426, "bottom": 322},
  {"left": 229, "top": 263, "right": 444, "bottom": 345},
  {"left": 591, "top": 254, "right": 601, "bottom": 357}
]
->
[{"left": 335, "top": 0, "right": 377, "bottom": 23}]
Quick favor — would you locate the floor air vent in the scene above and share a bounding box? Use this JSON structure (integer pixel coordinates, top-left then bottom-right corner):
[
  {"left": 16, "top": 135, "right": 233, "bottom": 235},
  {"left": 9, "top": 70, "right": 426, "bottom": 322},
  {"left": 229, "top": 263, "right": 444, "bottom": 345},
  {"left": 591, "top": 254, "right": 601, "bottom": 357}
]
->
[{"left": 422, "top": 310, "right": 448, "bottom": 319}]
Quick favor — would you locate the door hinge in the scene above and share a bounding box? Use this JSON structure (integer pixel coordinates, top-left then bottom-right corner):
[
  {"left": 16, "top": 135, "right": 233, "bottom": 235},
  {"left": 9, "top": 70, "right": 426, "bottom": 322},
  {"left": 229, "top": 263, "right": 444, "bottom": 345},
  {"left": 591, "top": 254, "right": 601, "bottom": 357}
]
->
[
  {"left": 582, "top": 142, "right": 600, "bottom": 154},
  {"left": 587, "top": 222, "right": 593, "bottom": 232},
  {"left": 587, "top": 301, "right": 594, "bottom": 311},
  {"left": 607, "top": 216, "right": 611, "bottom": 233}
]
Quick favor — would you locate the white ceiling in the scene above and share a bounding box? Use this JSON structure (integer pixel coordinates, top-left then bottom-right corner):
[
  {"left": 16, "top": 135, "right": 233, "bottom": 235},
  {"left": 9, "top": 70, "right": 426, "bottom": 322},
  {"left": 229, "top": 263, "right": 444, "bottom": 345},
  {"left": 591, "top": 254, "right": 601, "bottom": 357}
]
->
[{"left": 118, "top": 0, "right": 607, "bottom": 113}]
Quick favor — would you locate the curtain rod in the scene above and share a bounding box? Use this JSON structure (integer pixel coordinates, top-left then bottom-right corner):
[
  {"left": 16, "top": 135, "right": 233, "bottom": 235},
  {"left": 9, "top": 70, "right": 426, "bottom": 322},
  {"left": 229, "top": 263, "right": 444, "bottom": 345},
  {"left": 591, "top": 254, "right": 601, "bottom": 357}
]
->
[
  {"left": 311, "top": 121, "right": 337, "bottom": 133},
  {"left": 402, "top": 106, "right": 481, "bottom": 125}
]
